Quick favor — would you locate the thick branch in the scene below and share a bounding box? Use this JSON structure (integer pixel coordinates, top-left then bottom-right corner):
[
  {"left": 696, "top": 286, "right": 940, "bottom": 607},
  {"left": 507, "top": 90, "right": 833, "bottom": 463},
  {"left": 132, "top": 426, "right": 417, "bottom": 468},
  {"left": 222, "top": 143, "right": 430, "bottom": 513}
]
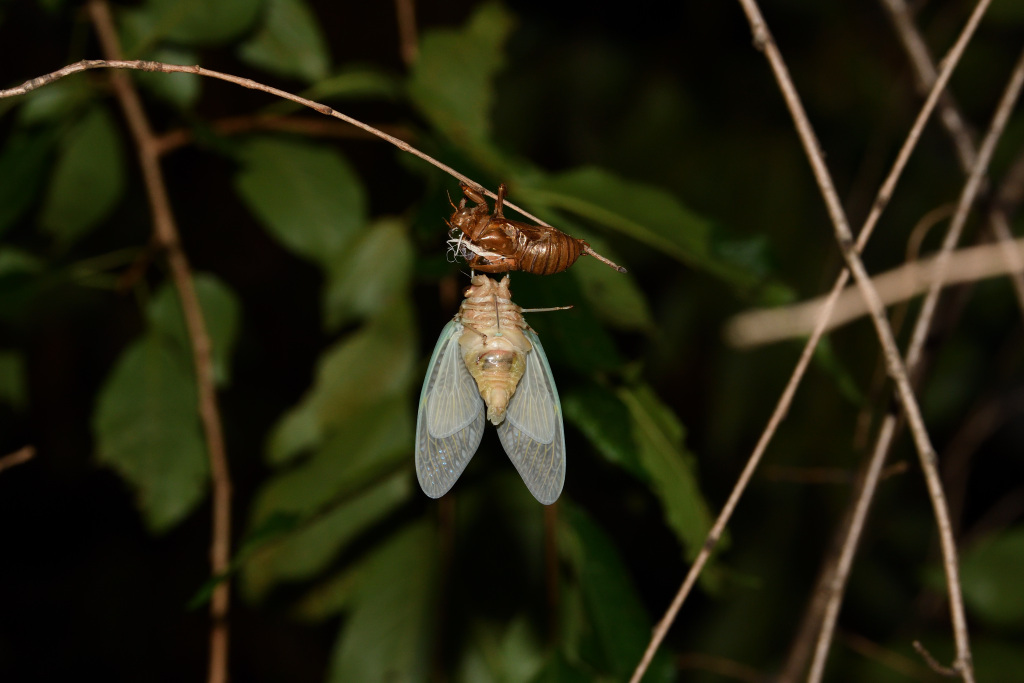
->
[{"left": 86, "top": 3, "right": 233, "bottom": 683}]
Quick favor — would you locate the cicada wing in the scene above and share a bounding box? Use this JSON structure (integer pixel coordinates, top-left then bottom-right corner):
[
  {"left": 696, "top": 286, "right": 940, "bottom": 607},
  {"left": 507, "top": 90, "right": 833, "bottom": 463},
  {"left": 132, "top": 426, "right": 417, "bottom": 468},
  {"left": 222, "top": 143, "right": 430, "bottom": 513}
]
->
[
  {"left": 497, "top": 330, "right": 565, "bottom": 505},
  {"left": 415, "top": 321, "right": 486, "bottom": 498}
]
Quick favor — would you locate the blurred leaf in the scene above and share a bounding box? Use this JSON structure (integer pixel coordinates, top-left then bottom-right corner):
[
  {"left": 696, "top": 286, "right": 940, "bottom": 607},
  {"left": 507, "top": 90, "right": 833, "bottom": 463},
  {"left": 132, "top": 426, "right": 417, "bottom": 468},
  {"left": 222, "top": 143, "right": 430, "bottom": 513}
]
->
[
  {"left": 38, "top": 107, "right": 125, "bottom": 244},
  {"left": 0, "top": 127, "right": 57, "bottom": 236},
  {"left": 519, "top": 168, "right": 757, "bottom": 288},
  {"left": 16, "top": 79, "right": 90, "bottom": 125},
  {"left": 238, "top": 0, "right": 330, "bottom": 83},
  {"left": 234, "top": 136, "right": 367, "bottom": 268},
  {"left": 147, "top": 273, "right": 242, "bottom": 386},
  {"left": 408, "top": 1, "right": 514, "bottom": 144},
  {"left": 93, "top": 335, "right": 208, "bottom": 533},
  {"left": 307, "top": 66, "right": 402, "bottom": 101},
  {"left": 144, "top": 0, "right": 262, "bottom": 46},
  {"left": 619, "top": 385, "right": 715, "bottom": 564},
  {"left": 323, "top": 217, "right": 413, "bottom": 330},
  {"left": 0, "top": 248, "right": 44, "bottom": 322},
  {"left": 267, "top": 302, "right": 415, "bottom": 464},
  {"left": 243, "top": 471, "right": 411, "bottom": 600},
  {"left": 0, "top": 350, "right": 27, "bottom": 410},
  {"left": 135, "top": 47, "right": 201, "bottom": 109},
  {"left": 958, "top": 526, "right": 1024, "bottom": 627},
  {"left": 327, "top": 520, "right": 437, "bottom": 683},
  {"left": 456, "top": 617, "right": 545, "bottom": 683},
  {"left": 814, "top": 336, "right": 864, "bottom": 405},
  {"left": 528, "top": 651, "right": 594, "bottom": 683},
  {"left": 510, "top": 274, "right": 623, "bottom": 375},
  {"left": 293, "top": 568, "right": 358, "bottom": 621},
  {"left": 560, "top": 503, "right": 673, "bottom": 681},
  {"left": 571, "top": 255, "right": 652, "bottom": 332},
  {"left": 562, "top": 383, "right": 644, "bottom": 478},
  {"left": 257, "top": 398, "right": 412, "bottom": 523}
]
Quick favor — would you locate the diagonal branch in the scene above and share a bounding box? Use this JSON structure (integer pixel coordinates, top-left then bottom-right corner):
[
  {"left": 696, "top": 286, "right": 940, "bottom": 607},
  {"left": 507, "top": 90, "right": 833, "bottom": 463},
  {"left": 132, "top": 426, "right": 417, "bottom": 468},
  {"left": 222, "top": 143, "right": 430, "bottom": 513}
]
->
[
  {"left": 629, "top": 2, "right": 989, "bottom": 682},
  {"left": 0, "top": 60, "right": 544, "bottom": 227},
  {"left": 85, "top": 3, "right": 233, "bottom": 683},
  {"left": 736, "top": 2, "right": 988, "bottom": 682}
]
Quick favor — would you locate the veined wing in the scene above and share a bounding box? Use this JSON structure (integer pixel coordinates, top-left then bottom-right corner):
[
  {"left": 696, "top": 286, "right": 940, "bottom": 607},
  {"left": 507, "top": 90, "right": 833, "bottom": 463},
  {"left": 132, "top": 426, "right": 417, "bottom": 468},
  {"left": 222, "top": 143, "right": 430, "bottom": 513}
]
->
[
  {"left": 416, "top": 321, "right": 485, "bottom": 498},
  {"left": 498, "top": 330, "right": 565, "bottom": 504}
]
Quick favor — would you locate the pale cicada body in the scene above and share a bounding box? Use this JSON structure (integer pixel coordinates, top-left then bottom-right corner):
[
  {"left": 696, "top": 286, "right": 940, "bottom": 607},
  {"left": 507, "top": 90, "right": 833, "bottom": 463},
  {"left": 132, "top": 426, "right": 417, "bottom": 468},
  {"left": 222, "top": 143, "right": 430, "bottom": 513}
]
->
[{"left": 415, "top": 274, "right": 565, "bottom": 505}]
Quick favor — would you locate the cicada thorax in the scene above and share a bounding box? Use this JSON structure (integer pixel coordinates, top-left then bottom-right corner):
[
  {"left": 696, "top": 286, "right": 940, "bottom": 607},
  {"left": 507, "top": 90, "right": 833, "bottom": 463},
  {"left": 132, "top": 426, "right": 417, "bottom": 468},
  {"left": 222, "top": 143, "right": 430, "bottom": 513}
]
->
[{"left": 456, "top": 274, "right": 533, "bottom": 424}]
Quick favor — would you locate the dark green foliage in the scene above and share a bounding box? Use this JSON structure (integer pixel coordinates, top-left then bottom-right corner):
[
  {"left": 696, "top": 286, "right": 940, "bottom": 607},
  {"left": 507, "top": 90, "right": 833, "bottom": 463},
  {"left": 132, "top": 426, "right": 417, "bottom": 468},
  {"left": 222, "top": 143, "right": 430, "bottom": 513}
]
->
[{"left": 1, "top": 1, "right": 1022, "bottom": 682}]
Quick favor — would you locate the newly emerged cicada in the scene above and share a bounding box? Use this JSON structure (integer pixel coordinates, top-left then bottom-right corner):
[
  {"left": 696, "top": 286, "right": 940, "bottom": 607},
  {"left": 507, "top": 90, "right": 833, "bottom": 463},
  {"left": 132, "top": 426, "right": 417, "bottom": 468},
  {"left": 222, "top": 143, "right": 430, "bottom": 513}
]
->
[
  {"left": 415, "top": 274, "right": 565, "bottom": 504},
  {"left": 448, "top": 183, "right": 626, "bottom": 275}
]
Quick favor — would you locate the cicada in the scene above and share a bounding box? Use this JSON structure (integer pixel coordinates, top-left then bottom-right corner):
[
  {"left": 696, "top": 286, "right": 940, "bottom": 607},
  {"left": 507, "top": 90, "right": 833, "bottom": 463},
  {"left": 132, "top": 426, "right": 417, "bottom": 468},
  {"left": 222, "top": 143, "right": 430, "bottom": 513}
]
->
[
  {"left": 415, "top": 274, "right": 565, "bottom": 504},
  {"left": 448, "top": 183, "right": 627, "bottom": 275}
]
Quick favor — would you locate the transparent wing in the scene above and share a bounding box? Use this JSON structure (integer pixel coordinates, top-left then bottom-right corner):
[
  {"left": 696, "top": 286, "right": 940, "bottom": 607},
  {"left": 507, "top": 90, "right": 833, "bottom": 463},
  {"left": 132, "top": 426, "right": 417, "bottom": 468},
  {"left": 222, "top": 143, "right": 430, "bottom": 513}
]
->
[
  {"left": 498, "top": 330, "right": 565, "bottom": 504},
  {"left": 415, "top": 321, "right": 485, "bottom": 498}
]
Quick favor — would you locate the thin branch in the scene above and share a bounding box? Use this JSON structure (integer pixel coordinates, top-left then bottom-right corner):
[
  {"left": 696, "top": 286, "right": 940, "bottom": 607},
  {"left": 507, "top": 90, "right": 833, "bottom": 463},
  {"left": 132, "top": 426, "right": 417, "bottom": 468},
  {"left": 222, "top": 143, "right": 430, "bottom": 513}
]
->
[
  {"left": 913, "top": 641, "right": 959, "bottom": 678},
  {"left": 806, "top": 23, "right": 1020, "bottom": 683},
  {"left": 85, "top": 4, "right": 233, "bottom": 683},
  {"left": 394, "top": 0, "right": 419, "bottom": 66},
  {"left": 0, "top": 446, "right": 35, "bottom": 474},
  {"left": 881, "top": 0, "right": 1024, "bottom": 317},
  {"left": 628, "top": 2, "right": 988, "bottom": 679},
  {"left": 840, "top": 631, "right": 940, "bottom": 682},
  {"left": 0, "top": 59, "right": 548, "bottom": 227},
  {"left": 725, "top": 236, "right": 1024, "bottom": 347},
  {"left": 153, "top": 115, "right": 416, "bottom": 156}
]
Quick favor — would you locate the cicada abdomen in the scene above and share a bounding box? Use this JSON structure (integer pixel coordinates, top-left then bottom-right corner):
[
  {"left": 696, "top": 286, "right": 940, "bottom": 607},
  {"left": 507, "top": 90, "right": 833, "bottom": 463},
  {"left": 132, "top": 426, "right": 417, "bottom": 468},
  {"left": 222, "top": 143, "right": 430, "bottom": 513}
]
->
[
  {"left": 448, "top": 183, "right": 626, "bottom": 275},
  {"left": 415, "top": 274, "right": 566, "bottom": 504}
]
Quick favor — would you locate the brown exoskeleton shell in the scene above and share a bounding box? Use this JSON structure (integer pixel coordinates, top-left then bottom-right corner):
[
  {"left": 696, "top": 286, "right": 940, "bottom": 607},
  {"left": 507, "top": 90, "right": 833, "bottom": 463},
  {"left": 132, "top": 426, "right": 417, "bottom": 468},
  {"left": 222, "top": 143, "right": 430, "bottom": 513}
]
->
[{"left": 448, "top": 183, "right": 626, "bottom": 275}]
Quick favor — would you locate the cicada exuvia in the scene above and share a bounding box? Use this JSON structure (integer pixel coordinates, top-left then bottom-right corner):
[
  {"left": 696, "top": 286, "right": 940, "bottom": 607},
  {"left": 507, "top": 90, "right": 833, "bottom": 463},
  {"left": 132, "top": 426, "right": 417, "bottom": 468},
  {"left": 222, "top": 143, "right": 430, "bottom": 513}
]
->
[
  {"left": 415, "top": 274, "right": 565, "bottom": 504},
  {"left": 448, "top": 183, "right": 626, "bottom": 275}
]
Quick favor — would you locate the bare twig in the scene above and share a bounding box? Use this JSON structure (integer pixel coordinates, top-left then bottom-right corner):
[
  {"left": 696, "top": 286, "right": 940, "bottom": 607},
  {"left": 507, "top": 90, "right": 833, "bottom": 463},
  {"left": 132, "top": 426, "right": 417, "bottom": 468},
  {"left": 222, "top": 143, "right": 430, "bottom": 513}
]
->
[
  {"left": 85, "top": 4, "right": 233, "bottom": 683},
  {"left": 153, "top": 115, "right": 415, "bottom": 156},
  {"left": 840, "top": 631, "right": 940, "bottom": 682},
  {"left": 630, "top": 2, "right": 989, "bottom": 681},
  {"left": 806, "top": 21, "right": 1020, "bottom": 683},
  {"left": 0, "top": 60, "right": 547, "bottom": 228},
  {"left": 726, "top": 236, "right": 1024, "bottom": 346},
  {"left": 626, "top": 1, "right": 987, "bottom": 679},
  {"left": 881, "top": 0, "right": 1024, "bottom": 316},
  {"left": 0, "top": 446, "right": 35, "bottom": 474},
  {"left": 394, "top": 0, "right": 419, "bottom": 66},
  {"left": 913, "top": 641, "right": 959, "bottom": 677},
  {"left": 675, "top": 652, "right": 763, "bottom": 683}
]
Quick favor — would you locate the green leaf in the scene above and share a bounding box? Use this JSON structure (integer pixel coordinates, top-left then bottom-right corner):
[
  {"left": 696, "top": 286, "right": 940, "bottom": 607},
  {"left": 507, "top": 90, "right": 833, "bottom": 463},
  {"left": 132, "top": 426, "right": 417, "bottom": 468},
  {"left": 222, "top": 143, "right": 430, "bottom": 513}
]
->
[
  {"left": 146, "top": 273, "right": 242, "bottom": 386},
  {"left": 243, "top": 471, "right": 411, "bottom": 600},
  {"left": 323, "top": 217, "right": 413, "bottom": 330},
  {"left": 408, "top": 1, "right": 515, "bottom": 144},
  {"left": 267, "top": 302, "right": 416, "bottom": 464},
  {"left": 38, "top": 107, "right": 125, "bottom": 244},
  {"left": 136, "top": 47, "right": 201, "bottom": 109},
  {"left": 562, "top": 383, "right": 644, "bottom": 478},
  {"left": 326, "top": 521, "right": 437, "bottom": 683},
  {"left": 959, "top": 526, "right": 1024, "bottom": 627},
  {"left": 559, "top": 503, "right": 674, "bottom": 681},
  {"left": 0, "top": 127, "right": 57, "bottom": 236},
  {"left": 16, "top": 79, "right": 91, "bottom": 125},
  {"left": 518, "top": 168, "right": 757, "bottom": 288},
  {"left": 238, "top": 0, "right": 330, "bottom": 83},
  {"left": 257, "top": 398, "right": 412, "bottom": 521},
  {"left": 570, "top": 248, "right": 652, "bottom": 332},
  {"left": 456, "top": 617, "right": 545, "bottom": 683},
  {"left": 0, "top": 248, "right": 44, "bottom": 322},
  {"left": 307, "top": 67, "right": 402, "bottom": 101},
  {"left": 234, "top": 136, "right": 367, "bottom": 268},
  {"left": 529, "top": 652, "right": 594, "bottom": 683},
  {"left": 618, "top": 385, "right": 715, "bottom": 563},
  {"left": 0, "top": 351, "right": 27, "bottom": 410},
  {"left": 93, "top": 335, "right": 208, "bottom": 533},
  {"left": 143, "top": 0, "right": 263, "bottom": 46}
]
